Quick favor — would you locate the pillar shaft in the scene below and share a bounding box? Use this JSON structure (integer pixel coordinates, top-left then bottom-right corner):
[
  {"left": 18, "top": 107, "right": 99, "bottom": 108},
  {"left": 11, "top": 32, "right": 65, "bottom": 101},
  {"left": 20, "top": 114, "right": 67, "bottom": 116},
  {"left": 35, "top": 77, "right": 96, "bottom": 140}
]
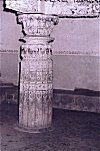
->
[{"left": 17, "top": 14, "right": 59, "bottom": 130}]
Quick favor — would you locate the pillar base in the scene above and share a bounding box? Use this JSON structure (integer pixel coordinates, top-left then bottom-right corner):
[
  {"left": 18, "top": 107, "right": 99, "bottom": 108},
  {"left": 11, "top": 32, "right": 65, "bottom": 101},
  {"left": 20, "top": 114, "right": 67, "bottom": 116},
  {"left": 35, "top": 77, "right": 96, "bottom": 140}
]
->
[{"left": 14, "top": 123, "right": 54, "bottom": 133}]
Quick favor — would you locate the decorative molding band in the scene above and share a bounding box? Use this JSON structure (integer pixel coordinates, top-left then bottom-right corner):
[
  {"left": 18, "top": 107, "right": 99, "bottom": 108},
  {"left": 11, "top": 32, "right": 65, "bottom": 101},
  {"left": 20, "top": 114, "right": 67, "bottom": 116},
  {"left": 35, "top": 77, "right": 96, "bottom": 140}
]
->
[
  {"left": 53, "top": 50, "right": 100, "bottom": 56},
  {"left": 0, "top": 49, "right": 19, "bottom": 54},
  {"left": 0, "top": 49, "right": 99, "bottom": 56}
]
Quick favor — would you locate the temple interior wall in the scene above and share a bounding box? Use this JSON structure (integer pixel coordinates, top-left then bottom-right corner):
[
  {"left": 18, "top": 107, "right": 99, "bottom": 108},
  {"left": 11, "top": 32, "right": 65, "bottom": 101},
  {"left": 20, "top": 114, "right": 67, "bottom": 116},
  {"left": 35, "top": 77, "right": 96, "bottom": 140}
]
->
[{"left": 0, "top": 2, "right": 100, "bottom": 91}]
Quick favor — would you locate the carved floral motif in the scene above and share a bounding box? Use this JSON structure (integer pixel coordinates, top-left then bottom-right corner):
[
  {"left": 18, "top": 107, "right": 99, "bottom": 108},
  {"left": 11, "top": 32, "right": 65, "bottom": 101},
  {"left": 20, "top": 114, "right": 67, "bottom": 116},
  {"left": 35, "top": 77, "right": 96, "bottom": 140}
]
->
[
  {"left": 18, "top": 14, "right": 59, "bottom": 36},
  {"left": 45, "top": 0, "right": 99, "bottom": 16},
  {"left": 6, "top": 0, "right": 38, "bottom": 13},
  {"left": 5, "top": 0, "right": 99, "bottom": 16}
]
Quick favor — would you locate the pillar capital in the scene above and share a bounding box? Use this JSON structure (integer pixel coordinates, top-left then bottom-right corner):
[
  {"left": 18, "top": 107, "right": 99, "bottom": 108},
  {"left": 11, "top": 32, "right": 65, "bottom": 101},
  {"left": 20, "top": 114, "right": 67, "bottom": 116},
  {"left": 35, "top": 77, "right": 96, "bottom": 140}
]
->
[{"left": 17, "top": 13, "right": 59, "bottom": 36}]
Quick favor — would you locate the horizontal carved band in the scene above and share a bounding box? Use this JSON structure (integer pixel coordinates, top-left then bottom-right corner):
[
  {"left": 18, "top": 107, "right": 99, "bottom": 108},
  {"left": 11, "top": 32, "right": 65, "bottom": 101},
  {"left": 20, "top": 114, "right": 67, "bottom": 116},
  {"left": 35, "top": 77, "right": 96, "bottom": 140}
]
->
[
  {"left": 20, "top": 83, "right": 53, "bottom": 91},
  {"left": 1, "top": 49, "right": 99, "bottom": 56},
  {"left": 5, "top": 0, "right": 99, "bottom": 17},
  {"left": 21, "top": 70, "right": 53, "bottom": 83},
  {"left": 53, "top": 50, "right": 100, "bottom": 56}
]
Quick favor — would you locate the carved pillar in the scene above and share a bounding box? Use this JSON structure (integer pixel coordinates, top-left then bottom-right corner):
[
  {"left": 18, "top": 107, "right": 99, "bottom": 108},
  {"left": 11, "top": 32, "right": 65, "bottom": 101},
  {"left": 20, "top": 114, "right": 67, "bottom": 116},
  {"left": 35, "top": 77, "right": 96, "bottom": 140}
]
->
[
  {"left": 5, "top": 0, "right": 99, "bottom": 133},
  {"left": 17, "top": 14, "right": 59, "bottom": 132}
]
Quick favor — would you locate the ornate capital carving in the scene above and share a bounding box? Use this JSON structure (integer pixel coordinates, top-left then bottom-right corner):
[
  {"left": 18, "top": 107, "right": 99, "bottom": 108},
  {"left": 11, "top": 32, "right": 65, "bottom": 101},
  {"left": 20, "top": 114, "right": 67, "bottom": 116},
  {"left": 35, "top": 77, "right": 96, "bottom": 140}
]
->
[{"left": 18, "top": 14, "right": 59, "bottom": 36}]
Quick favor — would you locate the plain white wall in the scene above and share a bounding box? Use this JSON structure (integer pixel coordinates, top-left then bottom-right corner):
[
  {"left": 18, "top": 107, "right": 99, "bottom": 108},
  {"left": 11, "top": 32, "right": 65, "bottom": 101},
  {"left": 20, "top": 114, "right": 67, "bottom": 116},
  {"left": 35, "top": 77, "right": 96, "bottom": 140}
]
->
[
  {"left": 53, "top": 55, "right": 100, "bottom": 91},
  {"left": 0, "top": 2, "right": 100, "bottom": 91},
  {"left": 52, "top": 18, "right": 100, "bottom": 91},
  {"left": 52, "top": 18, "right": 99, "bottom": 55}
]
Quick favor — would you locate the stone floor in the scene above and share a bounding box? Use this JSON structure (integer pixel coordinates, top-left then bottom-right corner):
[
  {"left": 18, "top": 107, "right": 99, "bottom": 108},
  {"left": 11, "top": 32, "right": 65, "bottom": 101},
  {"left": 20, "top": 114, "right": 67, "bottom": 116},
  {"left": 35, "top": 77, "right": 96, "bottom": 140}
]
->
[{"left": 0, "top": 103, "right": 100, "bottom": 151}]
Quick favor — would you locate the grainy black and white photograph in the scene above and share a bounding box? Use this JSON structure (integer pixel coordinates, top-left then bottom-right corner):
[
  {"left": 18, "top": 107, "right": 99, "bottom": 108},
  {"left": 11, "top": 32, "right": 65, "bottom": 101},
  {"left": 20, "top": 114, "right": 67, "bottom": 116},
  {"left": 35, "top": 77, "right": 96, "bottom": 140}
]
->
[{"left": 0, "top": 0, "right": 100, "bottom": 151}]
